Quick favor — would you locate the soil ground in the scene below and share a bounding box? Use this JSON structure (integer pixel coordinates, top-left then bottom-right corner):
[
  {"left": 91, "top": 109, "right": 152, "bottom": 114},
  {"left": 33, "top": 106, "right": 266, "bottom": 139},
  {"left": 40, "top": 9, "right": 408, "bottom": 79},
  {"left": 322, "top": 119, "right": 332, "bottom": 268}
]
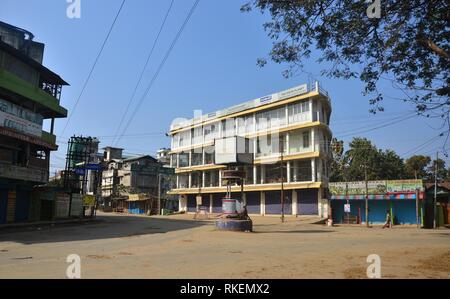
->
[{"left": 0, "top": 212, "right": 448, "bottom": 279}]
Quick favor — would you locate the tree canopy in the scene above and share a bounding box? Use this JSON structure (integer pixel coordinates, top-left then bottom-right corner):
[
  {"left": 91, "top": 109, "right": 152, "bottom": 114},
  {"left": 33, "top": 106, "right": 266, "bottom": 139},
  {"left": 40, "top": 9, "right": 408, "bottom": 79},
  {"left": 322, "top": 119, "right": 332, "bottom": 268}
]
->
[
  {"left": 242, "top": 0, "right": 449, "bottom": 125},
  {"left": 329, "top": 137, "right": 448, "bottom": 182}
]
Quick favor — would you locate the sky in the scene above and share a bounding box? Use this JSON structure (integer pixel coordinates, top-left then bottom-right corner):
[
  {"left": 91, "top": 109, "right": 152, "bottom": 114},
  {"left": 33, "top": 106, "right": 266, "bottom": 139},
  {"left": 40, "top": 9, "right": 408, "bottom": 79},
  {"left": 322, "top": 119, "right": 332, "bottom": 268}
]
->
[{"left": 0, "top": 0, "right": 448, "bottom": 174}]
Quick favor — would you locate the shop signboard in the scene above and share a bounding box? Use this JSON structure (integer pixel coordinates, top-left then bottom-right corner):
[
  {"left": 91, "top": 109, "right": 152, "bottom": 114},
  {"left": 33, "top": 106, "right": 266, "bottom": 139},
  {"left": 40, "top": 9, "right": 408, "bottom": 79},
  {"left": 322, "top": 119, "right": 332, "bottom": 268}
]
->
[{"left": 0, "top": 98, "right": 43, "bottom": 137}]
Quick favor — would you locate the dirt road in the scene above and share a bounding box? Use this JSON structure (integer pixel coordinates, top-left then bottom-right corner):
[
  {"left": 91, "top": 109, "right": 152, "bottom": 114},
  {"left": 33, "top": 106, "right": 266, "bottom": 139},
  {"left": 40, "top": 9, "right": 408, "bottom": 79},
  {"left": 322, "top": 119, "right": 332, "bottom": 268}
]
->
[{"left": 0, "top": 213, "right": 448, "bottom": 278}]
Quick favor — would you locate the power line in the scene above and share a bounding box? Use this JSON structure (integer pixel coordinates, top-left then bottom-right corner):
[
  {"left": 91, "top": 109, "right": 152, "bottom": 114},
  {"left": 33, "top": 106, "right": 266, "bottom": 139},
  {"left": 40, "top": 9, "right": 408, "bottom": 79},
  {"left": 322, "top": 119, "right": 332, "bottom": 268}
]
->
[
  {"left": 334, "top": 113, "right": 417, "bottom": 138},
  {"left": 114, "top": 0, "right": 201, "bottom": 146},
  {"left": 111, "top": 0, "right": 175, "bottom": 145},
  {"left": 59, "top": 0, "right": 127, "bottom": 138}
]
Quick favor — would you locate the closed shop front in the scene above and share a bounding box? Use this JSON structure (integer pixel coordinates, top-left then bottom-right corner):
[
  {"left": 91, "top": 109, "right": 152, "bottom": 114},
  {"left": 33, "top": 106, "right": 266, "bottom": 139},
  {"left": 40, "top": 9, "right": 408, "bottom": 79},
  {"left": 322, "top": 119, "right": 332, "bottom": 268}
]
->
[
  {"left": 15, "top": 188, "right": 30, "bottom": 222},
  {"left": 212, "top": 193, "right": 225, "bottom": 213},
  {"left": 297, "top": 189, "right": 318, "bottom": 215},
  {"left": 70, "top": 194, "right": 83, "bottom": 217},
  {"left": 187, "top": 194, "right": 197, "bottom": 213},
  {"left": 6, "top": 191, "right": 16, "bottom": 222},
  {"left": 246, "top": 192, "right": 260, "bottom": 214},
  {"left": 0, "top": 189, "right": 7, "bottom": 224},
  {"left": 199, "top": 194, "right": 210, "bottom": 212},
  {"left": 264, "top": 191, "right": 292, "bottom": 215},
  {"left": 55, "top": 193, "right": 70, "bottom": 218}
]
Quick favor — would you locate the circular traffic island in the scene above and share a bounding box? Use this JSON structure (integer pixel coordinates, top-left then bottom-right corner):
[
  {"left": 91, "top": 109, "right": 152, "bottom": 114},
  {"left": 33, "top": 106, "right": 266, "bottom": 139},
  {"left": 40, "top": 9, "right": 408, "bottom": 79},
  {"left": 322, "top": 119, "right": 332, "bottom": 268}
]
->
[{"left": 214, "top": 218, "right": 253, "bottom": 232}]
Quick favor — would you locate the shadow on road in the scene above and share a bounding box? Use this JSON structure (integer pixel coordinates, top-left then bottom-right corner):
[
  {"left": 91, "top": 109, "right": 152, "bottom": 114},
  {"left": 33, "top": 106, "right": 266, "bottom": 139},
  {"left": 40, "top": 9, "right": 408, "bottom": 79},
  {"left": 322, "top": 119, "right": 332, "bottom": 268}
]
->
[
  {"left": 0, "top": 213, "right": 211, "bottom": 245},
  {"left": 253, "top": 229, "right": 335, "bottom": 234}
]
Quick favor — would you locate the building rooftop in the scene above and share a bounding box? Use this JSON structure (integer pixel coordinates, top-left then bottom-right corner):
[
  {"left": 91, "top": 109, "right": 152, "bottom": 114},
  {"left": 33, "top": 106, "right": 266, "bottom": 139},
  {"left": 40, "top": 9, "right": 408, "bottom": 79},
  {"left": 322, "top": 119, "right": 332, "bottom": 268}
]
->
[{"left": 169, "top": 81, "right": 329, "bottom": 132}]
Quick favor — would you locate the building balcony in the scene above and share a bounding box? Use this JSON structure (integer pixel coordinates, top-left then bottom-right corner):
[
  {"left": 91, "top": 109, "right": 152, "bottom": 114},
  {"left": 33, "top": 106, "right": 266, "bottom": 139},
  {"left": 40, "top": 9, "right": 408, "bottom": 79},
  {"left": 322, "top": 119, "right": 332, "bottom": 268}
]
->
[
  {"left": 0, "top": 69, "right": 67, "bottom": 118},
  {"left": 0, "top": 161, "right": 48, "bottom": 183}
]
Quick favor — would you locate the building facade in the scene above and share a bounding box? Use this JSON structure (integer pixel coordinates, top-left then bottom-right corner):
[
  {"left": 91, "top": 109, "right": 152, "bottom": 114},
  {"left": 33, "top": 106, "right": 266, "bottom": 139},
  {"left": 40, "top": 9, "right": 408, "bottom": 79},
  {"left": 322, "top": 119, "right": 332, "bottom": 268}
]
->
[
  {"left": 168, "top": 82, "right": 332, "bottom": 217},
  {"left": 0, "top": 22, "right": 68, "bottom": 224},
  {"left": 100, "top": 147, "right": 174, "bottom": 215}
]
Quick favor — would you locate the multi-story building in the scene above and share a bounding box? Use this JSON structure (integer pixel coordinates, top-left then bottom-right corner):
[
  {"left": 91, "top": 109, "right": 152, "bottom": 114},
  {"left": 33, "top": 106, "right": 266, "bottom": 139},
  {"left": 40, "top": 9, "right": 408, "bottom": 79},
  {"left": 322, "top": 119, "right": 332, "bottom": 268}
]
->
[
  {"left": 168, "top": 82, "right": 332, "bottom": 217},
  {"left": 0, "top": 22, "right": 68, "bottom": 223},
  {"left": 100, "top": 147, "right": 174, "bottom": 214}
]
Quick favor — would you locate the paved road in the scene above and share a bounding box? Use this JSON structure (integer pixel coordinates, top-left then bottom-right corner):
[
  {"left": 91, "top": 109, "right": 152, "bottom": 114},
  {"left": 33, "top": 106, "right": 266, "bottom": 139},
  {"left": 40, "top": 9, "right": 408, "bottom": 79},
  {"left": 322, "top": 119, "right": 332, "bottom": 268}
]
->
[{"left": 0, "top": 213, "right": 449, "bottom": 278}]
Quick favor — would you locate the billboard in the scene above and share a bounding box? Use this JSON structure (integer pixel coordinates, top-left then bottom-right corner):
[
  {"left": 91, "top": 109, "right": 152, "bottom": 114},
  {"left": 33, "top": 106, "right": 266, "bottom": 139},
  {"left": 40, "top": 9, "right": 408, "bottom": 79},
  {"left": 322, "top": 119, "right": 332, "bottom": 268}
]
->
[
  {"left": 329, "top": 179, "right": 424, "bottom": 199},
  {"left": 0, "top": 98, "right": 43, "bottom": 137}
]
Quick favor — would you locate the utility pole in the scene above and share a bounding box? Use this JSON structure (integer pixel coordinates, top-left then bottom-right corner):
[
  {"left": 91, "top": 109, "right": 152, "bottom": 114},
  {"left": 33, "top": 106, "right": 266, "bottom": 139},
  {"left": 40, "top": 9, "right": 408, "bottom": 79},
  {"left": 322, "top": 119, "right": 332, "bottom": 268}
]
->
[
  {"left": 433, "top": 152, "right": 438, "bottom": 229},
  {"left": 415, "top": 188, "right": 420, "bottom": 229},
  {"left": 157, "top": 173, "right": 161, "bottom": 215},
  {"left": 364, "top": 164, "right": 369, "bottom": 228},
  {"left": 280, "top": 136, "right": 285, "bottom": 223}
]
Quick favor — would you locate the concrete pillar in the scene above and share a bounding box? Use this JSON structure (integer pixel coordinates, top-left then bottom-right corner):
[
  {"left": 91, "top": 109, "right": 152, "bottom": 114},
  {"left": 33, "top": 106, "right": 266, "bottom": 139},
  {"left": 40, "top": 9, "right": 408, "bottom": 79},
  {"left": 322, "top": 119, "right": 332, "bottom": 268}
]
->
[
  {"left": 219, "top": 170, "right": 222, "bottom": 187},
  {"left": 287, "top": 161, "right": 291, "bottom": 183},
  {"left": 292, "top": 189, "right": 298, "bottom": 215},
  {"left": 260, "top": 191, "right": 265, "bottom": 216},
  {"left": 311, "top": 158, "right": 316, "bottom": 182},
  {"left": 253, "top": 165, "right": 257, "bottom": 184},
  {"left": 293, "top": 160, "right": 298, "bottom": 182},
  {"left": 261, "top": 165, "right": 265, "bottom": 184},
  {"left": 210, "top": 194, "right": 213, "bottom": 213},
  {"left": 188, "top": 173, "right": 192, "bottom": 188},
  {"left": 179, "top": 195, "right": 187, "bottom": 212},
  {"left": 202, "top": 171, "right": 206, "bottom": 188}
]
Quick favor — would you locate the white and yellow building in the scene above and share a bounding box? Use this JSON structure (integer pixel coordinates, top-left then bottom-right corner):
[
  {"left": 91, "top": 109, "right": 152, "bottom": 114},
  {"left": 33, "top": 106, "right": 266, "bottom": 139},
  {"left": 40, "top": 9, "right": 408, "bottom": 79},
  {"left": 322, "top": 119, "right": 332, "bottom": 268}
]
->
[{"left": 168, "top": 82, "right": 332, "bottom": 217}]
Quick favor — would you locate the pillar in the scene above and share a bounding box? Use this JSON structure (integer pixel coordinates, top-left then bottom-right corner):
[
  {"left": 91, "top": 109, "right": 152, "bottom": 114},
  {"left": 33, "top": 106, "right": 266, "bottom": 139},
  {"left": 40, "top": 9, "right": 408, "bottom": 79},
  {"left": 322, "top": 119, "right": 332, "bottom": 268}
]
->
[
  {"left": 292, "top": 189, "right": 298, "bottom": 215},
  {"left": 260, "top": 191, "right": 265, "bottom": 216}
]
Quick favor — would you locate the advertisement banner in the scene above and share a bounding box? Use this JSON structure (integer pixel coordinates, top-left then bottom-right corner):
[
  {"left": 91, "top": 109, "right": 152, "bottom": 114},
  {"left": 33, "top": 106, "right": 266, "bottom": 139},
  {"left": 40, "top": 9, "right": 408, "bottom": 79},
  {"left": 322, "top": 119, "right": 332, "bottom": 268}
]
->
[{"left": 0, "top": 98, "right": 43, "bottom": 137}]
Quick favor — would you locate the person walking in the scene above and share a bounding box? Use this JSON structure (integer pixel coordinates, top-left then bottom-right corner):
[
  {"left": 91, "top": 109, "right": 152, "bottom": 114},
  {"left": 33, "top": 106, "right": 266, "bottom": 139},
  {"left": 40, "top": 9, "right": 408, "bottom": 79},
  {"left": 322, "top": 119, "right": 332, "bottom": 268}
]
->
[{"left": 383, "top": 210, "right": 391, "bottom": 229}]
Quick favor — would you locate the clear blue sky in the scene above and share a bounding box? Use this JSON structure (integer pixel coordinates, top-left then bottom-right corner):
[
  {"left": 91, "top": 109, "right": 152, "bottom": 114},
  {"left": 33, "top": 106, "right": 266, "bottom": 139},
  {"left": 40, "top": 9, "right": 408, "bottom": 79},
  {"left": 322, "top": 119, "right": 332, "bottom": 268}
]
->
[{"left": 1, "top": 0, "right": 448, "bottom": 174}]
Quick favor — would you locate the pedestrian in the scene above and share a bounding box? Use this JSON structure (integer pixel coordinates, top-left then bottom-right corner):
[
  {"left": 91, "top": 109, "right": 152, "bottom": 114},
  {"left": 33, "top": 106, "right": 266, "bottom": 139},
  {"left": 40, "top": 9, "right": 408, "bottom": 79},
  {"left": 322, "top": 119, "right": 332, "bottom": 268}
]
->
[{"left": 383, "top": 210, "right": 391, "bottom": 229}]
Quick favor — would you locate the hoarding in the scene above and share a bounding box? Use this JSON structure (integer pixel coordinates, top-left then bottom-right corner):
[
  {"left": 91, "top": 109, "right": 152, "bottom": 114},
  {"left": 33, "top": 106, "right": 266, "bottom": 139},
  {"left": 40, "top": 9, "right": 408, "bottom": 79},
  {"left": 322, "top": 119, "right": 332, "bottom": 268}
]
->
[{"left": 0, "top": 98, "right": 43, "bottom": 137}]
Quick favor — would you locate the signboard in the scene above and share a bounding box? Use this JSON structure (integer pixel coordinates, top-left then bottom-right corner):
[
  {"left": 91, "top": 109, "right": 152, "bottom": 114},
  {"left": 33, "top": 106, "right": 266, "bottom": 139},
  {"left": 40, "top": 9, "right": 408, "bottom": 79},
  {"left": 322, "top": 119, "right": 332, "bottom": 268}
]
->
[
  {"left": 344, "top": 204, "right": 351, "bottom": 213},
  {"left": 215, "top": 136, "right": 253, "bottom": 165},
  {"left": 329, "top": 180, "right": 424, "bottom": 200},
  {"left": 0, "top": 98, "right": 43, "bottom": 137},
  {"left": 83, "top": 195, "right": 95, "bottom": 206},
  {"left": 329, "top": 181, "right": 386, "bottom": 196},
  {"left": 85, "top": 163, "right": 103, "bottom": 171}
]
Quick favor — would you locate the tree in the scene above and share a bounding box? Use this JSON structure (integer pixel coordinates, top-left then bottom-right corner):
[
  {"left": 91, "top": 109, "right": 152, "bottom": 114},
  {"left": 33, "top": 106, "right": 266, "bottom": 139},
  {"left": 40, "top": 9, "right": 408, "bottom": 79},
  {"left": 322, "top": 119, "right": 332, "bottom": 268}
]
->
[
  {"left": 405, "top": 155, "right": 431, "bottom": 179},
  {"left": 242, "top": 1, "right": 449, "bottom": 124},
  {"left": 344, "top": 137, "right": 381, "bottom": 181},
  {"left": 329, "top": 138, "right": 346, "bottom": 181},
  {"left": 378, "top": 149, "right": 405, "bottom": 179}
]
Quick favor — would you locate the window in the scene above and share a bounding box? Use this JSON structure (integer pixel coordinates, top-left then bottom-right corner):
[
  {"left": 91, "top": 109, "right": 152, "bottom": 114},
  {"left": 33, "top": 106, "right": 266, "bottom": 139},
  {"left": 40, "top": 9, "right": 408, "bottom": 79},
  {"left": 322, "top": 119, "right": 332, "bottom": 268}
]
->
[
  {"left": 288, "top": 101, "right": 310, "bottom": 124},
  {"left": 170, "top": 154, "right": 177, "bottom": 167},
  {"left": 290, "top": 160, "right": 312, "bottom": 182},
  {"left": 204, "top": 146, "right": 215, "bottom": 164},
  {"left": 191, "top": 172, "right": 202, "bottom": 188},
  {"left": 204, "top": 170, "right": 219, "bottom": 187},
  {"left": 178, "top": 174, "right": 189, "bottom": 189},
  {"left": 245, "top": 115, "right": 254, "bottom": 133},
  {"left": 179, "top": 130, "right": 190, "bottom": 147},
  {"left": 192, "top": 126, "right": 203, "bottom": 145},
  {"left": 178, "top": 152, "right": 189, "bottom": 167},
  {"left": 303, "top": 132, "right": 310, "bottom": 149},
  {"left": 236, "top": 117, "right": 246, "bottom": 136},
  {"left": 256, "top": 106, "right": 286, "bottom": 131},
  {"left": 204, "top": 122, "right": 219, "bottom": 142},
  {"left": 191, "top": 149, "right": 203, "bottom": 166},
  {"left": 222, "top": 119, "right": 235, "bottom": 137}
]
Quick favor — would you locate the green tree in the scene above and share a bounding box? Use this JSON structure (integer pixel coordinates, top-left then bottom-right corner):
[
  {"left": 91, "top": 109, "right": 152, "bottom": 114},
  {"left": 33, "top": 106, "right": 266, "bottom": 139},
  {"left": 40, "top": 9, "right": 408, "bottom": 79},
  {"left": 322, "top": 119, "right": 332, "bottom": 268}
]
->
[
  {"left": 329, "top": 138, "right": 346, "bottom": 181},
  {"left": 405, "top": 155, "right": 431, "bottom": 179},
  {"left": 242, "top": 1, "right": 449, "bottom": 119},
  {"left": 378, "top": 149, "right": 405, "bottom": 179},
  {"left": 344, "top": 137, "right": 381, "bottom": 181}
]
